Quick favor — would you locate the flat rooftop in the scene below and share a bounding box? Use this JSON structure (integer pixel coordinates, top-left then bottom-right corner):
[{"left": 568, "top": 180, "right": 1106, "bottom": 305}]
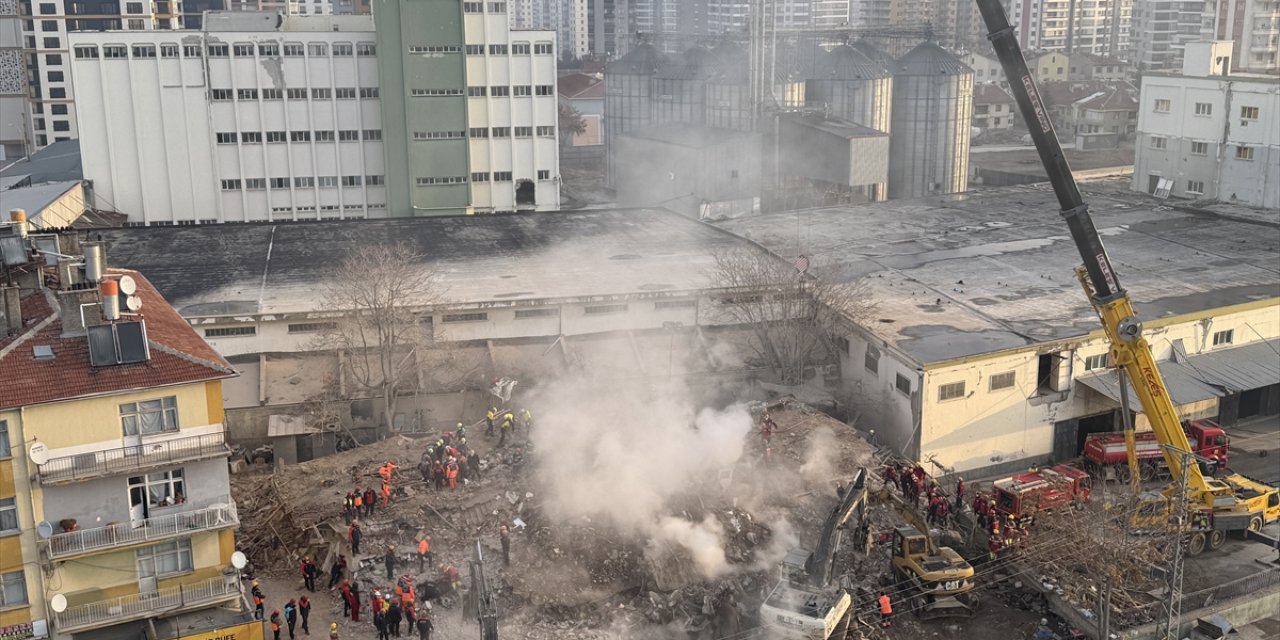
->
[
  {"left": 97, "top": 208, "right": 754, "bottom": 318},
  {"left": 718, "top": 179, "right": 1280, "bottom": 365}
]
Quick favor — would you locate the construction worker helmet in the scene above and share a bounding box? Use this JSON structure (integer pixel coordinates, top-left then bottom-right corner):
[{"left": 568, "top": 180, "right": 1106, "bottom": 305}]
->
[
  {"left": 330, "top": 624, "right": 338, "bottom": 632},
  {"left": 252, "top": 580, "right": 260, "bottom": 587}
]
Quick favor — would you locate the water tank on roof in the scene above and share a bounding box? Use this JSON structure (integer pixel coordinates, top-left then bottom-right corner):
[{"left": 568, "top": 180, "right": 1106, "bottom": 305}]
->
[
  {"left": 888, "top": 42, "right": 974, "bottom": 199},
  {"left": 807, "top": 44, "right": 894, "bottom": 134}
]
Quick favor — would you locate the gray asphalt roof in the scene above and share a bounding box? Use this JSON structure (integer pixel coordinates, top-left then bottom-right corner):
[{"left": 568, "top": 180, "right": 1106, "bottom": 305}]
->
[
  {"left": 718, "top": 179, "right": 1280, "bottom": 365},
  {"left": 0, "top": 140, "right": 82, "bottom": 184},
  {"left": 96, "top": 208, "right": 755, "bottom": 318}
]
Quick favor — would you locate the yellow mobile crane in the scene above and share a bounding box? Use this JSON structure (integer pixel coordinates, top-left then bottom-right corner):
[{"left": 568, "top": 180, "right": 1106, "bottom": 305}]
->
[{"left": 973, "top": 0, "right": 1280, "bottom": 556}]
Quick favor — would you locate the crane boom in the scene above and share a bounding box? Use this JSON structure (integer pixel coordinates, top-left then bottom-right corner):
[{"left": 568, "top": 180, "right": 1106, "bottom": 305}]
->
[{"left": 974, "top": 0, "right": 1220, "bottom": 499}]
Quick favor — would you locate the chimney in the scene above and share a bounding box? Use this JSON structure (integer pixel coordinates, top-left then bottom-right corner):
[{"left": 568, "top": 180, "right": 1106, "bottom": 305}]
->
[
  {"left": 1, "top": 286, "right": 21, "bottom": 333},
  {"left": 58, "top": 288, "right": 101, "bottom": 337}
]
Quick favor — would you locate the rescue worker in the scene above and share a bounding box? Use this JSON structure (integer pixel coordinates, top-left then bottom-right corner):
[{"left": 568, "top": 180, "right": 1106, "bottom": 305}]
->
[
  {"left": 381, "top": 481, "right": 392, "bottom": 507},
  {"left": 363, "top": 487, "right": 377, "bottom": 517},
  {"left": 340, "top": 580, "right": 355, "bottom": 618},
  {"left": 373, "top": 601, "right": 388, "bottom": 640},
  {"left": 418, "top": 535, "right": 432, "bottom": 572},
  {"left": 270, "top": 609, "right": 283, "bottom": 640},
  {"left": 404, "top": 601, "right": 417, "bottom": 633},
  {"left": 500, "top": 524, "right": 511, "bottom": 566},
  {"left": 298, "top": 595, "right": 312, "bottom": 635},
  {"left": 343, "top": 491, "right": 356, "bottom": 525},
  {"left": 432, "top": 461, "right": 445, "bottom": 491},
  {"left": 328, "top": 554, "right": 348, "bottom": 589},
  {"left": 349, "top": 520, "right": 363, "bottom": 555},
  {"left": 882, "top": 463, "right": 898, "bottom": 490},
  {"left": 284, "top": 599, "right": 298, "bottom": 640},
  {"left": 416, "top": 610, "right": 434, "bottom": 640},
  {"left": 301, "top": 555, "right": 318, "bottom": 592},
  {"left": 456, "top": 422, "right": 468, "bottom": 442},
  {"left": 499, "top": 413, "right": 512, "bottom": 447},
  {"left": 486, "top": 407, "right": 497, "bottom": 437},
  {"left": 440, "top": 564, "right": 461, "bottom": 593},
  {"left": 446, "top": 459, "right": 459, "bottom": 489},
  {"left": 328, "top": 623, "right": 339, "bottom": 640},
  {"left": 878, "top": 592, "right": 892, "bottom": 628},
  {"left": 352, "top": 491, "right": 363, "bottom": 519},
  {"left": 520, "top": 408, "right": 533, "bottom": 432},
  {"left": 387, "top": 599, "right": 403, "bottom": 638},
  {"left": 252, "top": 580, "right": 266, "bottom": 619},
  {"left": 467, "top": 446, "right": 483, "bottom": 480},
  {"left": 954, "top": 476, "right": 966, "bottom": 512},
  {"left": 385, "top": 545, "right": 398, "bottom": 580},
  {"left": 349, "top": 581, "right": 362, "bottom": 622}
]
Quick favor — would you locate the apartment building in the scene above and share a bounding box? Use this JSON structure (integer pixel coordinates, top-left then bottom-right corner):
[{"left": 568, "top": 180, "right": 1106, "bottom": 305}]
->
[
  {"left": 506, "top": 0, "right": 587, "bottom": 60},
  {"left": 1003, "top": 0, "right": 1132, "bottom": 56},
  {"left": 1, "top": 2, "right": 26, "bottom": 160},
  {"left": 0, "top": 229, "right": 240, "bottom": 640},
  {"left": 374, "top": 0, "right": 561, "bottom": 216},
  {"left": 1133, "top": 41, "right": 1280, "bottom": 208},
  {"left": 1203, "top": 0, "right": 1280, "bottom": 72},
  {"left": 1131, "top": 0, "right": 1210, "bottom": 70}
]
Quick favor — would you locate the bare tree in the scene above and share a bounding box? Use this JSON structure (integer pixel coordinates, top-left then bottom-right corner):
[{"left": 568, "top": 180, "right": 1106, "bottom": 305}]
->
[
  {"left": 317, "top": 244, "right": 444, "bottom": 432},
  {"left": 707, "top": 249, "right": 872, "bottom": 386},
  {"left": 559, "top": 103, "right": 587, "bottom": 142}
]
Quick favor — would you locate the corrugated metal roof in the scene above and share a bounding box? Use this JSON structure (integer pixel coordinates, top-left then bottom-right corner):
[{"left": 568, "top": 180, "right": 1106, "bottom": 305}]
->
[
  {"left": 849, "top": 41, "right": 894, "bottom": 68},
  {"left": 817, "top": 45, "right": 892, "bottom": 80},
  {"left": 1077, "top": 338, "right": 1280, "bottom": 408},
  {"left": 1078, "top": 363, "right": 1223, "bottom": 407},
  {"left": 894, "top": 42, "right": 973, "bottom": 77}
]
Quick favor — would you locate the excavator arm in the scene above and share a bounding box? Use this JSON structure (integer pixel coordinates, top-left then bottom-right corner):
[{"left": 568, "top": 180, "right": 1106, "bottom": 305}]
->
[
  {"left": 974, "top": 0, "right": 1223, "bottom": 502},
  {"left": 806, "top": 468, "right": 869, "bottom": 588}
]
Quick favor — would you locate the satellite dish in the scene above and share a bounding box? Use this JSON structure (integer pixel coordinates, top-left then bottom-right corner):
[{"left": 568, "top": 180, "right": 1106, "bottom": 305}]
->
[
  {"left": 126, "top": 296, "right": 143, "bottom": 312},
  {"left": 118, "top": 275, "right": 138, "bottom": 295},
  {"left": 231, "top": 551, "right": 248, "bottom": 569},
  {"left": 28, "top": 442, "right": 49, "bottom": 465},
  {"left": 36, "top": 521, "right": 54, "bottom": 539},
  {"left": 50, "top": 594, "right": 67, "bottom": 613}
]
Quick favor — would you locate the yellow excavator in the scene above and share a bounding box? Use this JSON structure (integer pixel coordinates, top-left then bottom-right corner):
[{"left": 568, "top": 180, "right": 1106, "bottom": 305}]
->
[
  {"left": 974, "top": 0, "right": 1280, "bottom": 555},
  {"left": 871, "top": 488, "right": 978, "bottom": 619}
]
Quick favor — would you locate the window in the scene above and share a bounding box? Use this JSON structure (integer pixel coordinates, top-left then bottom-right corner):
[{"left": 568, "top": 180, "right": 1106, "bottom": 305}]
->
[
  {"left": 288, "top": 322, "right": 336, "bottom": 334},
  {"left": 1083, "top": 353, "right": 1108, "bottom": 371},
  {"left": 41, "top": 19, "right": 57, "bottom": 31},
  {"left": 261, "top": 88, "right": 283, "bottom": 100},
  {"left": 493, "top": 171, "right": 512, "bottom": 181},
  {"left": 1150, "top": 136, "right": 1167, "bottom": 149},
  {"left": 130, "top": 44, "right": 155, "bottom": 58},
  {"left": 161, "top": 44, "right": 179, "bottom": 58},
  {"left": 207, "top": 43, "right": 228, "bottom": 57},
  {"left": 244, "top": 178, "right": 266, "bottom": 190},
  {"left": 40, "top": 2, "right": 57, "bottom": 12},
  {"left": 1241, "top": 106, "right": 1259, "bottom": 120},
  {"left": 489, "top": 44, "right": 507, "bottom": 55},
  {"left": 513, "top": 85, "right": 531, "bottom": 97},
  {"left": 221, "top": 179, "right": 242, "bottom": 190},
  {"left": 216, "top": 132, "right": 237, "bottom": 144},
  {"left": 268, "top": 177, "right": 289, "bottom": 189},
  {"left": 318, "top": 176, "right": 338, "bottom": 187},
  {"left": 311, "top": 88, "right": 331, "bottom": 99},
  {"left": 211, "top": 89, "right": 232, "bottom": 101},
  {"left": 129, "top": 470, "right": 185, "bottom": 509},
  {"left": 1212, "top": 329, "right": 1234, "bottom": 346},
  {"left": 332, "top": 43, "right": 353, "bottom": 56},
  {"left": 233, "top": 43, "right": 254, "bottom": 57},
  {"left": 184, "top": 44, "right": 201, "bottom": 57},
  {"left": 357, "top": 43, "right": 376, "bottom": 56},
  {"left": 535, "top": 85, "right": 553, "bottom": 96},
  {"left": 536, "top": 125, "right": 554, "bottom": 137},
  {"left": 237, "top": 88, "right": 258, "bottom": 100},
  {"left": 463, "top": 1, "right": 482, "bottom": 11},
  {"left": 47, "top": 71, "right": 63, "bottom": 82},
  {"left": 489, "top": 2, "right": 505, "bottom": 11},
  {"left": 0, "top": 420, "right": 8, "bottom": 457},
  {"left": 516, "top": 308, "right": 559, "bottom": 318},
  {"left": 415, "top": 176, "right": 468, "bottom": 185},
  {"left": 534, "top": 43, "right": 553, "bottom": 54},
  {"left": 938, "top": 381, "right": 966, "bottom": 401},
  {"left": 410, "top": 88, "right": 463, "bottom": 97},
  {"left": 43, "top": 37, "right": 60, "bottom": 49},
  {"left": 0, "top": 498, "right": 16, "bottom": 533},
  {"left": 104, "top": 45, "right": 127, "bottom": 59},
  {"left": 137, "top": 539, "right": 193, "bottom": 578},
  {"left": 125, "top": 1, "right": 142, "bottom": 11},
  {"left": 407, "top": 45, "right": 461, "bottom": 54},
  {"left": 471, "top": 172, "right": 490, "bottom": 181},
  {"left": 537, "top": 170, "right": 550, "bottom": 180},
  {"left": 468, "top": 86, "right": 487, "bottom": 97},
  {"left": 366, "top": 175, "right": 384, "bottom": 185},
  {"left": 204, "top": 326, "right": 256, "bottom": 337},
  {"left": 1236, "top": 146, "right": 1254, "bottom": 160},
  {"left": 258, "top": 43, "right": 279, "bottom": 56},
  {"left": 294, "top": 177, "right": 315, "bottom": 187},
  {"left": 362, "top": 129, "right": 381, "bottom": 140},
  {"left": 52, "top": 104, "right": 67, "bottom": 115},
  {"left": 1187, "top": 180, "right": 1205, "bottom": 194},
  {"left": 895, "top": 373, "right": 911, "bottom": 395},
  {"left": 864, "top": 345, "right": 880, "bottom": 373},
  {"left": 284, "top": 43, "right": 304, "bottom": 56},
  {"left": 491, "top": 126, "right": 510, "bottom": 138},
  {"left": 360, "top": 87, "right": 379, "bottom": 98},
  {"left": 414, "top": 130, "right": 465, "bottom": 140},
  {"left": 1194, "top": 102, "right": 1212, "bottom": 116},
  {"left": 120, "top": 396, "right": 179, "bottom": 436},
  {"left": 48, "top": 88, "right": 65, "bottom": 99},
  {"left": 989, "top": 371, "right": 1016, "bottom": 391},
  {"left": 1153, "top": 98, "right": 1170, "bottom": 113},
  {"left": 74, "top": 45, "right": 99, "bottom": 58},
  {"left": 266, "top": 131, "right": 286, "bottom": 143},
  {"left": 469, "top": 127, "right": 488, "bottom": 138},
  {"left": 338, "top": 130, "right": 359, "bottom": 141},
  {"left": 314, "top": 131, "right": 334, "bottom": 142},
  {"left": 308, "top": 43, "right": 328, "bottom": 56},
  {"left": 52, "top": 121, "right": 69, "bottom": 132},
  {"left": 443, "top": 312, "right": 488, "bottom": 323},
  {"left": 335, "top": 87, "right": 357, "bottom": 99},
  {"left": 654, "top": 300, "right": 695, "bottom": 310},
  {"left": 514, "top": 126, "right": 532, "bottom": 137},
  {"left": 0, "top": 571, "right": 27, "bottom": 607},
  {"left": 287, "top": 88, "right": 306, "bottom": 99},
  {"left": 241, "top": 131, "right": 262, "bottom": 143},
  {"left": 341, "top": 175, "right": 362, "bottom": 187},
  {"left": 585, "top": 304, "right": 627, "bottom": 315},
  {"left": 465, "top": 44, "right": 484, "bottom": 55},
  {"left": 1190, "top": 141, "right": 1208, "bottom": 155},
  {"left": 490, "top": 86, "right": 509, "bottom": 97}
]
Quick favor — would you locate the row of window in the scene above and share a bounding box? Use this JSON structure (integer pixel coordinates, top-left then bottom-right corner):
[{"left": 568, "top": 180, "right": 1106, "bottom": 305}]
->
[
  {"left": 449, "top": 43, "right": 554, "bottom": 55},
  {"left": 417, "top": 170, "right": 553, "bottom": 185},
  {"left": 466, "top": 85, "right": 555, "bottom": 97},
  {"left": 462, "top": 2, "right": 507, "bottom": 12},
  {"left": 215, "top": 129, "right": 381, "bottom": 143},
  {"left": 462, "top": 126, "right": 556, "bottom": 138},
  {"left": 210, "top": 87, "right": 378, "bottom": 101},
  {"left": 1149, "top": 136, "right": 1257, "bottom": 160},
  {"left": 221, "top": 175, "right": 384, "bottom": 190},
  {"left": 1152, "top": 98, "right": 1261, "bottom": 120},
  {"left": 74, "top": 42, "right": 376, "bottom": 60}
]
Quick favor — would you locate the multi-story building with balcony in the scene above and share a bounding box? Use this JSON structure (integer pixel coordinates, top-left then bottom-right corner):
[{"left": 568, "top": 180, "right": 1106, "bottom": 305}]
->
[
  {"left": 0, "top": 229, "right": 240, "bottom": 640},
  {"left": 1203, "top": 0, "right": 1280, "bottom": 72}
]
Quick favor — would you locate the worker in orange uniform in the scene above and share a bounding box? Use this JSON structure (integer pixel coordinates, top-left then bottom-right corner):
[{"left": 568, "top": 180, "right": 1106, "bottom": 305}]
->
[
  {"left": 381, "top": 481, "right": 392, "bottom": 506},
  {"left": 417, "top": 535, "right": 432, "bottom": 571},
  {"left": 446, "top": 460, "right": 459, "bottom": 489},
  {"left": 878, "top": 592, "right": 892, "bottom": 628},
  {"left": 270, "top": 609, "right": 283, "bottom": 640}
]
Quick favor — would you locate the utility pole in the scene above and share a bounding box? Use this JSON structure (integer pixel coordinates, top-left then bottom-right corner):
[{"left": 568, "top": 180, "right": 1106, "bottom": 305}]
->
[{"left": 1155, "top": 445, "right": 1200, "bottom": 640}]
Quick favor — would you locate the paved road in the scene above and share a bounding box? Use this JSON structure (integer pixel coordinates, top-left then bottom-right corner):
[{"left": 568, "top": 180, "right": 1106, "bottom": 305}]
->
[{"left": 1226, "top": 415, "right": 1280, "bottom": 485}]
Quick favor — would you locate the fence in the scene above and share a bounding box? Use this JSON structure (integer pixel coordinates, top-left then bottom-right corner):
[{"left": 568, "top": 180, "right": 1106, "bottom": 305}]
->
[
  {"left": 38, "top": 431, "right": 229, "bottom": 483},
  {"left": 54, "top": 575, "right": 240, "bottom": 632},
  {"left": 1124, "top": 567, "right": 1280, "bottom": 628},
  {"left": 45, "top": 499, "right": 238, "bottom": 559}
]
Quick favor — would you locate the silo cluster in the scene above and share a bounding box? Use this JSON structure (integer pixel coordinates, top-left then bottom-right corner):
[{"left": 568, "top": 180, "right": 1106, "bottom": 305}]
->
[
  {"left": 887, "top": 42, "right": 974, "bottom": 199},
  {"left": 604, "top": 43, "right": 666, "bottom": 189}
]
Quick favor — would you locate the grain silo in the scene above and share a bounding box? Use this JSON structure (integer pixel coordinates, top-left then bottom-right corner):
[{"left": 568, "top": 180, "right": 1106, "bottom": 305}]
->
[
  {"left": 887, "top": 42, "right": 973, "bottom": 199},
  {"left": 651, "top": 47, "right": 711, "bottom": 127},
  {"left": 703, "top": 42, "right": 754, "bottom": 132},
  {"left": 849, "top": 40, "right": 895, "bottom": 70},
  {"left": 807, "top": 44, "right": 893, "bottom": 134},
  {"left": 605, "top": 43, "right": 666, "bottom": 188}
]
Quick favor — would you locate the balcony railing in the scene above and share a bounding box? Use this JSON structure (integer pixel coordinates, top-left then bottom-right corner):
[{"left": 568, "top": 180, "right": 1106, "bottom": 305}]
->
[
  {"left": 54, "top": 575, "right": 241, "bottom": 633},
  {"left": 44, "top": 499, "right": 239, "bottom": 560},
  {"left": 38, "top": 431, "right": 231, "bottom": 484}
]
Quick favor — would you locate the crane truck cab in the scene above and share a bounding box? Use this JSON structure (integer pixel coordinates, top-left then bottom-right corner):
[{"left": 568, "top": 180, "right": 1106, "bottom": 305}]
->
[
  {"left": 890, "top": 527, "right": 976, "bottom": 619},
  {"left": 1132, "top": 475, "right": 1280, "bottom": 554}
]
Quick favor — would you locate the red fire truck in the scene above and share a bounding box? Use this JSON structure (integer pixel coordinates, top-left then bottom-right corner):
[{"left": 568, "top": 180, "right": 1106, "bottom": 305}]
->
[
  {"left": 1081, "top": 420, "right": 1230, "bottom": 482},
  {"left": 993, "top": 464, "right": 1093, "bottom": 520}
]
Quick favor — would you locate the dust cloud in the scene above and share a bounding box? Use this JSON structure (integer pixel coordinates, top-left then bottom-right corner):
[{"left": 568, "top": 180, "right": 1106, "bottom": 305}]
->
[
  {"left": 798, "top": 425, "right": 838, "bottom": 484},
  {"left": 526, "top": 374, "right": 755, "bottom": 579}
]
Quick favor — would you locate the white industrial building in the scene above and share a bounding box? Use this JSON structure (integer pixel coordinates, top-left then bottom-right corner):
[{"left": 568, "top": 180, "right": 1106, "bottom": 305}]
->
[{"left": 1132, "top": 41, "right": 1280, "bottom": 209}]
